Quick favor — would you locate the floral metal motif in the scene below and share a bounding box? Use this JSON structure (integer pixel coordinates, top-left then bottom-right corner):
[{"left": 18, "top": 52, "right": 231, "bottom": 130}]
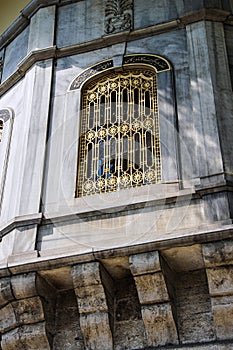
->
[
  {"left": 108, "top": 175, "right": 118, "bottom": 188},
  {"left": 83, "top": 179, "right": 95, "bottom": 194},
  {"left": 145, "top": 169, "right": 156, "bottom": 182},
  {"left": 132, "top": 170, "right": 143, "bottom": 184},
  {"left": 144, "top": 118, "right": 154, "bottom": 129},
  {"left": 77, "top": 69, "right": 161, "bottom": 197},
  {"left": 96, "top": 178, "right": 106, "bottom": 191},
  {"left": 105, "top": 0, "right": 133, "bottom": 35}
]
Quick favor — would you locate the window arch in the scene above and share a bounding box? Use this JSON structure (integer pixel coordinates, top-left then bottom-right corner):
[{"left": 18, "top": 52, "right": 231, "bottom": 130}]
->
[
  {"left": 0, "top": 108, "right": 14, "bottom": 212},
  {"left": 76, "top": 68, "right": 162, "bottom": 197}
]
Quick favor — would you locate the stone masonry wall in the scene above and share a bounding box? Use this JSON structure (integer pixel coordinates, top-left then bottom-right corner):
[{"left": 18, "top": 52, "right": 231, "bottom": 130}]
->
[{"left": 1, "top": 240, "right": 233, "bottom": 349}]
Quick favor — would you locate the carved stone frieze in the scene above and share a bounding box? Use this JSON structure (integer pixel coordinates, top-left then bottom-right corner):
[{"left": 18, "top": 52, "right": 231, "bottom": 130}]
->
[
  {"left": 70, "top": 60, "right": 114, "bottom": 90},
  {"left": 69, "top": 54, "right": 171, "bottom": 92},
  {"left": 105, "top": 0, "right": 133, "bottom": 35},
  {"left": 123, "top": 54, "right": 170, "bottom": 72}
]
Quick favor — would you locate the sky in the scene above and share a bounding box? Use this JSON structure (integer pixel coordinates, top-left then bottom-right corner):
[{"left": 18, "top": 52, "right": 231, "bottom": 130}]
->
[{"left": 0, "top": 0, "right": 30, "bottom": 35}]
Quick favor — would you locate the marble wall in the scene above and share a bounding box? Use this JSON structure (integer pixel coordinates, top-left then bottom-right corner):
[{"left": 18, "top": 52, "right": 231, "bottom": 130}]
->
[{"left": 0, "top": 0, "right": 232, "bottom": 300}]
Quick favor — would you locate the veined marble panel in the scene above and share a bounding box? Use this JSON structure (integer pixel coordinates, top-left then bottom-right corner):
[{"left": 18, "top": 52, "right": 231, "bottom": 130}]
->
[
  {"left": 224, "top": 24, "right": 233, "bottom": 87},
  {"left": 134, "top": 0, "right": 181, "bottom": 30},
  {"left": 57, "top": 0, "right": 104, "bottom": 48},
  {"left": 126, "top": 30, "right": 188, "bottom": 70},
  {"left": 0, "top": 80, "right": 25, "bottom": 223},
  {"left": 0, "top": 60, "right": 53, "bottom": 222},
  {"left": 38, "top": 197, "right": 211, "bottom": 253},
  {"left": 28, "top": 6, "right": 55, "bottom": 52},
  {"left": 54, "top": 43, "right": 126, "bottom": 97},
  {"left": 186, "top": 21, "right": 224, "bottom": 178},
  {"left": 1, "top": 26, "right": 29, "bottom": 82}
]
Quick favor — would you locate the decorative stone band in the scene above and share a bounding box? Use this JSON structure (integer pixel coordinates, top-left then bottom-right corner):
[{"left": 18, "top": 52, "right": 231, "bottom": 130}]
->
[
  {"left": 0, "top": 8, "right": 231, "bottom": 96},
  {"left": 70, "top": 60, "right": 114, "bottom": 90},
  {"left": 104, "top": 0, "right": 133, "bottom": 35},
  {"left": 69, "top": 54, "right": 171, "bottom": 91}
]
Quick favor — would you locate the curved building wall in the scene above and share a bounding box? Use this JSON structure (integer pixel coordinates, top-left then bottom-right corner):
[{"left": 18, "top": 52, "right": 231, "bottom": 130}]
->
[{"left": 0, "top": 1, "right": 232, "bottom": 349}]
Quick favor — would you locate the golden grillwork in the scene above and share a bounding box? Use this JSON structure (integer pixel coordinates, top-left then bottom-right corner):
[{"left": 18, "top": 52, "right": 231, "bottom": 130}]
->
[{"left": 77, "top": 69, "right": 161, "bottom": 197}]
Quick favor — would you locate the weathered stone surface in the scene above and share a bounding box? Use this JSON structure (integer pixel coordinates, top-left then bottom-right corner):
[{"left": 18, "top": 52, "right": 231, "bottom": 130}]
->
[
  {"left": 206, "top": 266, "right": 233, "bottom": 296},
  {"left": 129, "top": 251, "right": 161, "bottom": 275},
  {"left": 11, "top": 272, "right": 37, "bottom": 299},
  {"left": 53, "top": 290, "right": 84, "bottom": 350},
  {"left": 114, "top": 276, "right": 146, "bottom": 349},
  {"left": 72, "top": 262, "right": 102, "bottom": 288},
  {"left": 174, "top": 270, "right": 215, "bottom": 344},
  {"left": 0, "top": 277, "right": 14, "bottom": 307},
  {"left": 141, "top": 303, "right": 178, "bottom": 347},
  {"left": 79, "top": 312, "right": 113, "bottom": 350},
  {"left": 1, "top": 322, "right": 50, "bottom": 350},
  {"left": 12, "top": 297, "right": 44, "bottom": 326},
  {"left": 72, "top": 262, "right": 113, "bottom": 350},
  {"left": 0, "top": 297, "right": 45, "bottom": 335},
  {"left": 0, "top": 303, "right": 16, "bottom": 333},
  {"left": 114, "top": 319, "right": 146, "bottom": 350},
  {"left": 75, "top": 284, "right": 109, "bottom": 313},
  {"left": 203, "top": 240, "right": 233, "bottom": 267},
  {"left": 133, "top": 272, "right": 169, "bottom": 304},
  {"left": 211, "top": 296, "right": 233, "bottom": 340}
]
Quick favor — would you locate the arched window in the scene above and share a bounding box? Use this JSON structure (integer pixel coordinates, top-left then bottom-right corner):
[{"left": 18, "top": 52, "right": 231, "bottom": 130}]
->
[{"left": 76, "top": 68, "right": 161, "bottom": 197}]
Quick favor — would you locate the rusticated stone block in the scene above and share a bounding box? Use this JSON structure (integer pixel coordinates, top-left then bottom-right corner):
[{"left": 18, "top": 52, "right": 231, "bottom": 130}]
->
[
  {"left": 206, "top": 266, "right": 233, "bottom": 296},
  {"left": 114, "top": 319, "right": 146, "bottom": 350},
  {"left": 129, "top": 251, "right": 161, "bottom": 275},
  {"left": 133, "top": 272, "right": 169, "bottom": 304},
  {"left": 211, "top": 296, "right": 233, "bottom": 340},
  {"left": 11, "top": 273, "right": 37, "bottom": 299},
  {"left": 72, "top": 262, "right": 102, "bottom": 288},
  {"left": 0, "top": 278, "right": 14, "bottom": 307},
  {"left": 80, "top": 312, "right": 113, "bottom": 350},
  {"left": 203, "top": 240, "right": 233, "bottom": 267},
  {"left": 12, "top": 296, "right": 44, "bottom": 325},
  {"left": 0, "top": 297, "right": 45, "bottom": 334},
  {"left": 72, "top": 262, "right": 113, "bottom": 350},
  {"left": 1, "top": 322, "right": 50, "bottom": 350},
  {"left": 75, "top": 284, "right": 109, "bottom": 314},
  {"left": 0, "top": 303, "right": 16, "bottom": 333},
  {"left": 141, "top": 303, "right": 178, "bottom": 347}
]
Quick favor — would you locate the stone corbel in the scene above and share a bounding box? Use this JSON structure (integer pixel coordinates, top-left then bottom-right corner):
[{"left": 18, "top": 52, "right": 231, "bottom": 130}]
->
[
  {"left": 72, "top": 261, "right": 113, "bottom": 350},
  {"left": 129, "top": 251, "right": 179, "bottom": 347},
  {"left": 202, "top": 240, "right": 233, "bottom": 341},
  {"left": 0, "top": 273, "right": 50, "bottom": 350}
]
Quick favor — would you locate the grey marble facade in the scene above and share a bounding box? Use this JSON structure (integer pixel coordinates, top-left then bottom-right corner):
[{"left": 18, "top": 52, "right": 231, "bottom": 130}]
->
[{"left": 0, "top": 0, "right": 233, "bottom": 349}]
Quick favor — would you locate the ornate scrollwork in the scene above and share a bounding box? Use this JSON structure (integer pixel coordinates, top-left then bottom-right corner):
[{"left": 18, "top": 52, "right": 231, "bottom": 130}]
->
[
  {"left": 123, "top": 54, "right": 170, "bottom": 72},
  {"left": 70, "top": 60, "right": 114, "bottom": 90},
  {"left": 105, "top": 0, "right": 133, "bottom": 35},
  {"left": 77, "top": 69, "right": 162, "bottom": 197}
]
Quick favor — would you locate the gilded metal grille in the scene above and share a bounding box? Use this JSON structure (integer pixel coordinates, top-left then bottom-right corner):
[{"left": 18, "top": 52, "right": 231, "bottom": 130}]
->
[{"left": 77, "top": 69, "right": 161, "bottom": 197}]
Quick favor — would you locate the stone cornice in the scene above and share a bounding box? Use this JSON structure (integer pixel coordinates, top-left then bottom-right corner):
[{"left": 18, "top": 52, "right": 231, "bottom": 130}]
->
[
  {"left": 0, "top": 213, "right": 42, "bottom": 241},
  {"left": 0, "top": 5, "right": 231, "bottom": 51},
  {"left": 5, "top": 224, "right": 233, "bottom": 276},
  {"left": 0, "top": 182, "right": 231, "bottom": 241},
  {"left": 0, "top": 8, "right": 232, "bottom": 97}
]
